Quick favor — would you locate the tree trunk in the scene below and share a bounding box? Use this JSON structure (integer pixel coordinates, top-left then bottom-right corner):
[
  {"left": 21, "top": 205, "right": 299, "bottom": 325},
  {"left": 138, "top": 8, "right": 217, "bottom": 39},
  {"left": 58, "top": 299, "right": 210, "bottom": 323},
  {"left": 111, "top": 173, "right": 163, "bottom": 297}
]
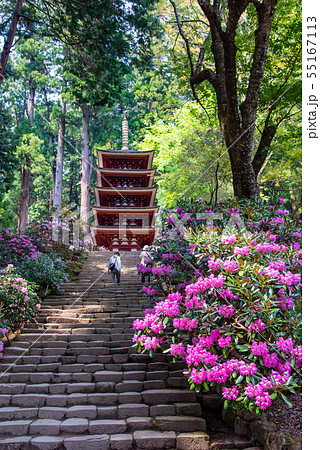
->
[
  {"left": 27, "top": 81, "right": 35, "bottom": 127},
  {"left": 187, "top": 0, "right": 278, "bottom": 199},
  {"left": 0, "top": 0, "right": 23, "bottom": 87},
  {"left": 53, "top": 98, "right": 66, "bottom": 212},
  {"left": 80, "top": 103, "right": 91, "bottom": 236},
  {"left": 18, "top": 156, "right": 31, "bottom": 233}
]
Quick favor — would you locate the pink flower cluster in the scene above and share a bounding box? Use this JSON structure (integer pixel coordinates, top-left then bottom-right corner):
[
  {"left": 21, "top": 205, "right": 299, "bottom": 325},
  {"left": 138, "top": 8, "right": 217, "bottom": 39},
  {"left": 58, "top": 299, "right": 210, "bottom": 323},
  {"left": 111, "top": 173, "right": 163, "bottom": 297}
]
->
[
  {"left": 151, "top": 265, "right": 174, "bottom": 276},
  {"left": 234, "top": 246, "right": 250, "bottom": 256},
  {"left": 248, "top": 319, "right": 265, "bottom": 332},
  {"left": 255, "top": 242, "right": 281, "bottom": 253},
  {"left": 185, "top": 344, "right": 219, "bottom": 367},
  {"left": 271, "top": 217, "right": 285, "bottom": 225},
  {"left": 170, "top": 343, "right": 185, "bottom": 356},
  {"left": 277, "top": 209, "right": 289, "bottom": 216},
  {"left": 221, "top": 235, "right": 237, "bottom": 244},
  {"left": 132, "top": 334, "right": 163, "bottom": 350},
  {"left": 154, "top": 292, "right": 182, "bottom": 316},
  {"left": 189, "top": 358, "right": 257, "bottom": 386},
  {"left": 217, "top": 305, "right": 234, "bottom": 318},
  {"left": 208, "top": 257, "right": 222, "bottom": 271},
  {"left": 173, "top": 317, "right": 198, "bottom": 331},
  {"left": 222, "top": 385, "right": 239, "bottom": 400},
  {"left": 278, "top": 271, "right": 301, "bottom": 286},
  {"left": 136, "top": 263, "right": 152, "bottom": 274},
  {"left": 142, "top": 285, "right": 158, "bottom": 296},
  {"left": 223, "top": 260, "right": 240, "bottom": 272},
  {"left": 133, "top": 313, "right": 158, "bottom": 331},
  {"left": 162, "top": 253, "right": 181, "bottom": 261}
]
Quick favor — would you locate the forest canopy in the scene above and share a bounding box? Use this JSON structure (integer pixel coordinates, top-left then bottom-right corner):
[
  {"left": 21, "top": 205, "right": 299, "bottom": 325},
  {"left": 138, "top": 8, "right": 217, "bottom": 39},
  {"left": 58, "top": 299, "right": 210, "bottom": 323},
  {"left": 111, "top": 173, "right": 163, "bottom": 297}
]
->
[{"left": 0, "top": 0, "right": 301, "bottom": 230}]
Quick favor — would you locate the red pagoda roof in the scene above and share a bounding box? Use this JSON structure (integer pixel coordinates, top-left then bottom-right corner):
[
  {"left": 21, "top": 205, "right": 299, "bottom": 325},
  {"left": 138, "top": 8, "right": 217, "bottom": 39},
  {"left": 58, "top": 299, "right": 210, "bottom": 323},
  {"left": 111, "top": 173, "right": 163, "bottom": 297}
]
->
[{"left": 96, "top": 149, "right": 155, "bottom": 169}]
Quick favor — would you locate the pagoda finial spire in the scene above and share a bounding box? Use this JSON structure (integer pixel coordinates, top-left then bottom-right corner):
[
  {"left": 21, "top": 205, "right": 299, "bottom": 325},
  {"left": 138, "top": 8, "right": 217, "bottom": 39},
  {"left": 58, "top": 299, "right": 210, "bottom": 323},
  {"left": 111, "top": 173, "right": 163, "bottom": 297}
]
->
[{"left": 121, "top": 113, "right": 129, "bottom": 151}]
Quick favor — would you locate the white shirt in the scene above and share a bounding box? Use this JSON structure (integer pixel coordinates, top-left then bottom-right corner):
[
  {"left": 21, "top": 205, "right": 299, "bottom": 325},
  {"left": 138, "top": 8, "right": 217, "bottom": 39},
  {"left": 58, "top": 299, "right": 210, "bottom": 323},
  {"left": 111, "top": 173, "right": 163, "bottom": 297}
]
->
[
  {"left": 139, "top": 250, "right": 152, "bottom": 266},
  {"left": 109, "top": 255, "right": 121, "bottom": 271}
]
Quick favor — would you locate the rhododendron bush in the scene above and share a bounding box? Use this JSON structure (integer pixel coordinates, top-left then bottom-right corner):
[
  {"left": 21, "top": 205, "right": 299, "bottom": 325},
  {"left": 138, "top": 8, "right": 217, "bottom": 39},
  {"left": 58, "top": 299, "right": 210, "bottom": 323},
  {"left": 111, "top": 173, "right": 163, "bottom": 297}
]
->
[
  {"left": 0, "top": 220, "right": 87, "bottom": 358},
  {"left": 0, "top": 221, "right": 87, "bottom": 294},
  {"left": 134, "top": 196, "right": 301, "bottom": 414},
  {"left": 0, "top": 265, "right": 40, "bottom": 347}
]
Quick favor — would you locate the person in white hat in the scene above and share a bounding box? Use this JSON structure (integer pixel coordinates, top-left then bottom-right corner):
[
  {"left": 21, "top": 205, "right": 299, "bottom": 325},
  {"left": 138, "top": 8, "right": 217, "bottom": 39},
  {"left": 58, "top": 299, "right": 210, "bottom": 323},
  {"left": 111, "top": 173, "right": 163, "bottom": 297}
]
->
[
  {"left": 108, "top": 250, "right": 122, "bottom": 284},
  {"left": 139, "top": 245, "right": 153, "bottom": 283}
]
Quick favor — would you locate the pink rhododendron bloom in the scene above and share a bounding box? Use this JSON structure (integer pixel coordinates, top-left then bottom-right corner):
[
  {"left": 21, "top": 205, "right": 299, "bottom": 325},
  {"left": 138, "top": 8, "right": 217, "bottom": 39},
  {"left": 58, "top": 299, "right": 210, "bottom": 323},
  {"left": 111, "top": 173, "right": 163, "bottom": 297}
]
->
[
  {"left": 255, "top": 242, "right": 281, "bottom": 253},
  {"left": 170, "top": 343, "right": 185, "bottom": 356},
  {"left": 188, "top": 367, "right": 207, "bottom": 384},
  {"left": 268, "top": 260, "right": 286, "bottom": 271},
  {"left": 262, "top": 352, "right": 279, "bottom": 368},
  {"left": 271, "top": 217, "right": 285, "bottom": 225},
  {"left": 155, "top": 298, "right": 180, "bottom": 316},
  {"left": 142, "top": 286, "right": 157, "bottom": 296},
  {"left": 263, "top": 267, "right": 280, "bottom": 279},
  {"left": 276, "top": 337, "right": 294, "bottom": 354},
  {"left": 278, "top": 297, "right": 294, "bottom": 311},
  {"left": 208, "top": 257, "right": 222, "bottom": 271},
  {"left": 223, "top": 260, "right": 240, "bottom": 272},
  {"left": 221, "top": 234, "right": 237, "bottom": 244},
  {"left": 251, "top": 341, "right": 269, "bottom": 356},
  {"left": 218, "top": 335, "right": 232, "bottom": 348},
  {"left": 149, "top": 320, "right": 163, "bottom": 334},
  {"left": 292, "top": 345, "right": 302, "bottom": 368},
  {"left": 278, "top": 271, "right": 301, "bottom": 286},
  {"left": 234, "top": 246, "right": 250, "bottom": 256},
  {"left": 173, "top": 317, "right": 198, "bottom": 331},
  {"left": 277, "top": 209, "right": 289, "bottom": 216},
  {"left": 248, "top": 319, "right": 265, "bottom": 332},
  {"left": 217, "top": 304, "right": 235, "bottom": 318},
  {"left": 222, "top": 385, "right": 239, "bottom": 400}
]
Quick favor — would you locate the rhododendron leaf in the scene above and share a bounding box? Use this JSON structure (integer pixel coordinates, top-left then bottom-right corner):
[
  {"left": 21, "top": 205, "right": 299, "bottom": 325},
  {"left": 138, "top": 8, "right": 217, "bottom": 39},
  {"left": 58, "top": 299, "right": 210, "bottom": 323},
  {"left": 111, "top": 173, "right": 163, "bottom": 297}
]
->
[
  {"left": 280, "top": 392, "right": 292, "bottom": 407},
  {"left": 236, "top": 375, "right": 244, "bottom": 384},
  {"left": 290, "top": 357, "right": 296, "bottom": 368},
  {"left": 270, "top": 393, "right": 277, "bottom": 400}
]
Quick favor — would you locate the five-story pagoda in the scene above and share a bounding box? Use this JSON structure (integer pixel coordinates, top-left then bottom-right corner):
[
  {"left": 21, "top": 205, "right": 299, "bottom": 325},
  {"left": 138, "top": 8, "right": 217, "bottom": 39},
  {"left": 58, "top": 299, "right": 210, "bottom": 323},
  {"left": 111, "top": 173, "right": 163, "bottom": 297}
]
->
[{"left": 91, "top": 116, "right": 158, "bottom": 251}]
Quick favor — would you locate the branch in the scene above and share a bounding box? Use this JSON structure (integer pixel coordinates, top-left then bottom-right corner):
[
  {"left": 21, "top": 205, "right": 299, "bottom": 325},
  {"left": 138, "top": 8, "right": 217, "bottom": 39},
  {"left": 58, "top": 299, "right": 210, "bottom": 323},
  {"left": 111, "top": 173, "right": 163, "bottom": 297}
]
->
[
  {"left": 169, "top": 0, "right": 194, "bottom": 74},
  {"left": 257, "top": 150, "right": 273, "bottom": 184},
  {"left": 240, "top": 0, "right": 278, "bottom": 127}
]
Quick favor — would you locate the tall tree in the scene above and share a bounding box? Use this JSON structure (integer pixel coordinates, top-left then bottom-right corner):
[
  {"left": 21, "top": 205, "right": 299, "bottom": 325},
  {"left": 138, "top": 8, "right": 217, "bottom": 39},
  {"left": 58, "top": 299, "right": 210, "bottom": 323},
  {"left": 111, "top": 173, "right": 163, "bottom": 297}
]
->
[
  {"left": 61, "top": 0, "right": 160, "bottom": 232},
  {"left": 169, "top": 0, "right": 301, "bottom": 198},
  {"left": 0, "top": 0, "right": 23, "bottom": 86}
]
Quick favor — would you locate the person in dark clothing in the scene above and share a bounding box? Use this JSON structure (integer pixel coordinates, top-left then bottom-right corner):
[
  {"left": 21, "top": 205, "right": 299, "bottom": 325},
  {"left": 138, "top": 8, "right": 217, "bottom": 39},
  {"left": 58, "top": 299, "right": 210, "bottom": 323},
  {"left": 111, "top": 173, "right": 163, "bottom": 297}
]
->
[
  {"left": 139, "top": 245, "right": 153, "bottom": 283},
  {"left": 108, "top": 251, "right": 121, "bottom": 284}
]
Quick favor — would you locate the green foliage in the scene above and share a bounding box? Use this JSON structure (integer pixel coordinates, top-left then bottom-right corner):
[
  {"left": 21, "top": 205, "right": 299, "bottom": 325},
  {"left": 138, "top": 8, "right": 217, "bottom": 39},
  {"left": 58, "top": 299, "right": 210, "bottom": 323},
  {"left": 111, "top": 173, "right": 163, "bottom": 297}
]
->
[
  {"left": 135, "top": 195, "right": 302, "bottom": 413},
  {"left": 0, "top": 265, "right": 40, "bottom": 332},
  {"left": 18, "top": 253, "right": 69, "bottom": 294},
  {"left": 139, "top": 103, "right": 232, "bottom": 206}
]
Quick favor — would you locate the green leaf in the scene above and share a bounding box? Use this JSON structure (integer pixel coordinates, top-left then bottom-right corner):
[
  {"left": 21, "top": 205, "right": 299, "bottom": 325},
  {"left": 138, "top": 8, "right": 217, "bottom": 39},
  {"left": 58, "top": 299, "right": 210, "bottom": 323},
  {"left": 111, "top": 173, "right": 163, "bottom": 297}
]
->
[
  {"left": 280, "top": 392, "right": 292, "bottom": 407},
  {"left": 236, "top": 375, "right": 244, "bottom": 384}
]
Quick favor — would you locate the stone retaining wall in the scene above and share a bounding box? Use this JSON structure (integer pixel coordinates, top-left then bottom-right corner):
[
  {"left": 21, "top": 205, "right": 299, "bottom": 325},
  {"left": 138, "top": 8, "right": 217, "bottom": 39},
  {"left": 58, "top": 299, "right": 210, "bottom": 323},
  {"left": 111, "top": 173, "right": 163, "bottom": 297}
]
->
[{"left": 198, "top": 392, "right": 302, "bottom": 450}]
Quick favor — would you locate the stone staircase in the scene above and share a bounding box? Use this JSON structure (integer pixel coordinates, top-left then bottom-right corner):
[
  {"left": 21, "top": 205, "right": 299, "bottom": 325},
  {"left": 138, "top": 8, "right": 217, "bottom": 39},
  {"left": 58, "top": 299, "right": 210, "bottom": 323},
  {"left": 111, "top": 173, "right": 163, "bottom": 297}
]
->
[{"left": 0, "top": 252, "right": 210, "bottom": 449}]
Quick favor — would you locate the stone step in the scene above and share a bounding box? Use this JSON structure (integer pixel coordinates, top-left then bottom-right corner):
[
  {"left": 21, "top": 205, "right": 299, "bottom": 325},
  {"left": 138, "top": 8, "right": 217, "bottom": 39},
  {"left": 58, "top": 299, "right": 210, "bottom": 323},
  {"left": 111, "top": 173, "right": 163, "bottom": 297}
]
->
[
  {"left": 0, "top": 402, "right": 201, "bottom": 423},
  {"left": 0, "top": 251, "right": 211, "bottom": 448},
  {"left": 0, "top": 430, "right": 211, "bottom": 450},
  {"left": 0, "top": 415, "right": 205, "bottom": 438}
]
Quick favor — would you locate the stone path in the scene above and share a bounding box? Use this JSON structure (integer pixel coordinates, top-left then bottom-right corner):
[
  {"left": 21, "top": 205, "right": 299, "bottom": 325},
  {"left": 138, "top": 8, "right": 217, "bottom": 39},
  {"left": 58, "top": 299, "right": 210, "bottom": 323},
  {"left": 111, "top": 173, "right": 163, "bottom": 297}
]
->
[{"left": 0, "top": 252, "right": 210, "bottom": 449}]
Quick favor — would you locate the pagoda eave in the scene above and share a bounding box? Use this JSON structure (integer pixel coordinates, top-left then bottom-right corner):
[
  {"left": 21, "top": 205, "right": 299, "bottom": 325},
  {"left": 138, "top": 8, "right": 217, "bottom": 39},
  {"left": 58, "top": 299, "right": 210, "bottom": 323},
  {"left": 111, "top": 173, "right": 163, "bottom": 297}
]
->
[
  {"left": 94, "top": 186, "right": 158, "bottom": 207},
  {"left": 92, "top": 226, "right": 156, "bottom": 249},
  {"left": 96, "top": 149, "right": 155, "bottom": 169}
]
